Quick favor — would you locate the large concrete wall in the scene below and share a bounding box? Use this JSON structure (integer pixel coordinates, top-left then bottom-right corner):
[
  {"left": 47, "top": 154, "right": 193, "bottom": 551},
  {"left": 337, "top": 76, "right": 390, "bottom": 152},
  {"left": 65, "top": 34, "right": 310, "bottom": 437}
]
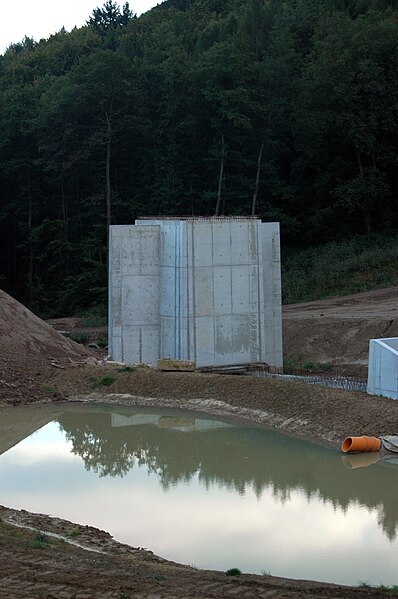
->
[
  {"left": 108, "top": 225, "right": 160, "bottom": 364},
  {"left": 367, "top": 338, "right": 398, "bottom": 400},
  {"left": 109, "top": 218, "right": 282, "bottom": 368}
]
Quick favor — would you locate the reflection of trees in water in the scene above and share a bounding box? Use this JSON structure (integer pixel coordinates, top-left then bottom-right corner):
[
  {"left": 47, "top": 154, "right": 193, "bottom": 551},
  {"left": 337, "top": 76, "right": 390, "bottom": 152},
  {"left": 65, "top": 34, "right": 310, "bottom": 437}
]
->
[
  {"left": 61, "top": 414, "right": 163, "bottom": 478},
  {"left": 58, "top": 410, "right": 398, "bottom": 539}
]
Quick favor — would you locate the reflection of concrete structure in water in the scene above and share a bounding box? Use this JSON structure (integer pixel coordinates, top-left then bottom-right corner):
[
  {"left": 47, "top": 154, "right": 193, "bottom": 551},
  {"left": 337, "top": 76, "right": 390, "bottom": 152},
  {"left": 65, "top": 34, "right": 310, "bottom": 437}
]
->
[
  {"left": 111, "top": 413, "right": 233, "bottom": 432},
  {"left": 108, "top": 217, "right": 282, "bottom": 368},
  {"left": 367, "top": 337, "right": 398, "bottom": 399}
]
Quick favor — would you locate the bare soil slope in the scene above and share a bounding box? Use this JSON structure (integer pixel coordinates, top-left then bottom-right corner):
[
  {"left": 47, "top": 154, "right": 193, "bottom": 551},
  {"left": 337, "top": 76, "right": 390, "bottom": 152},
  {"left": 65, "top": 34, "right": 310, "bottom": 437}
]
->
[
  {"left": 283, "top": 286, "right": 398, "bottom": 368},
  {"left": 0, "top": 290, "right": 90, "bottom": 404}
]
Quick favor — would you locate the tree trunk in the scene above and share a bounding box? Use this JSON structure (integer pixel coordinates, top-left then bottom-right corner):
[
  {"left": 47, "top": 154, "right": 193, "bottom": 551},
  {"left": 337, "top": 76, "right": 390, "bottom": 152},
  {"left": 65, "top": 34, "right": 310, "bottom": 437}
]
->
[
  {"left": 215, "top": 134, "right": 226, "bottom": 216},
  {"left": 356, "top": 150, "right": 371, "bottom": 234},
  {"left": 105, "top": 112, "right": 112, "bottom": 247},
  {"left": 27, "top": 178, "right": 33, "bottom": 306},
  {"left": 61, "top": 185, "right": 69, "bottom": 275},
  {"left": 251, "top": 142, "right": 264, "bottom": 216}
]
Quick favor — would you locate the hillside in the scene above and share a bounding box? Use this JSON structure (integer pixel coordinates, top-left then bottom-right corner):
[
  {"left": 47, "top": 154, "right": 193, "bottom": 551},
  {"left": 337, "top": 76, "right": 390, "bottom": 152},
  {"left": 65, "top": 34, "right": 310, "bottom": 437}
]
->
[{"left": 283, "top": 286, "right": 398, "bottom": 371}]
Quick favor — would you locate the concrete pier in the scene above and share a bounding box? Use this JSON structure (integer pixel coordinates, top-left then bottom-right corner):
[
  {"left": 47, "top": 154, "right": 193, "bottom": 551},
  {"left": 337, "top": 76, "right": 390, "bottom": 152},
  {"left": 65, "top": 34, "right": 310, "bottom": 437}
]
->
[
  {"left": 367, "top": 337, "right": 398, "bottom": 399},
  {"left": 109, "top": 217, "right": 282, "bottom": 368}
]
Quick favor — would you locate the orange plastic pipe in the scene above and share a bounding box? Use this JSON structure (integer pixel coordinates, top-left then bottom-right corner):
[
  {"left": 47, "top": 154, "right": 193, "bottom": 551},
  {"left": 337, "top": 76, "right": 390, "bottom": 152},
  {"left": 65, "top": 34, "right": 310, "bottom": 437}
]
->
[{"left": 341, "top": 436, "right": 381, "bottom": 453}]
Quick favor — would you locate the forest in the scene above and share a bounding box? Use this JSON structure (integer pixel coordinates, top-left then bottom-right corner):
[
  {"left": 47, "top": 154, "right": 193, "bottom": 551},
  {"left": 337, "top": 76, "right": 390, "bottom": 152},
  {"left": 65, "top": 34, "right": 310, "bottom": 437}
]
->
[{"left": 0, "top": 0, "right": 397, "bottom": 316}]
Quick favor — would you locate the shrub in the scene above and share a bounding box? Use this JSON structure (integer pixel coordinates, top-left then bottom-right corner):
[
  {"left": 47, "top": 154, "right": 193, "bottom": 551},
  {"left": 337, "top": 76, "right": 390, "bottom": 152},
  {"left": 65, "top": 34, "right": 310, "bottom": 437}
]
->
[
  {"left": 90, "top": 375, "right": 116, "bottom": 389},
  {"left": 226, "top": 568, "right": 241, "bottom": 576}
]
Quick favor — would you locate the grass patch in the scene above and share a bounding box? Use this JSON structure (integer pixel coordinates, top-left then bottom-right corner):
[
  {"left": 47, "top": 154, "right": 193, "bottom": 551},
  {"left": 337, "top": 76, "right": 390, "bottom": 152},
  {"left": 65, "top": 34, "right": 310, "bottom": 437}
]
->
[
  {"left": 96, "top": 335, "right": 108, "bottom": 348},
  {"left": 302, "top": 361, "right": 314, "bottom": 370},
  {"left": 359, "top": 582, "right": 398, "bottom": 594},
  {"left": 41, "top": 384, "right": 56, "bottom": 393},
  {"left": 70, "top": 332, "right": 89, "bottom": 345},
  {"left": 66, "top": 530, "right": 81, "bottom": 537},
  {"left": 30, "top": 530, "right": 51, "bottom": 549},
  {"left": 283, "top": 358, "right": 334, "bottom": 374},
  {"left": 90, "top": 375, "right": 116, "bottom": 389},
  {"left": 226, "top": 568, "right": 241, "bottom": 576},
  {"left": 78, "top": 306, "right": 107, "bottom": 328},
  {"left": 117, "top": 366, "right": 136, "bottom": 373},
  {"left": 318, "top": 362, "right": 333, "bottom": 372},
  {"left": 282, "top": 234, "right": 398, "bottom": 304}
]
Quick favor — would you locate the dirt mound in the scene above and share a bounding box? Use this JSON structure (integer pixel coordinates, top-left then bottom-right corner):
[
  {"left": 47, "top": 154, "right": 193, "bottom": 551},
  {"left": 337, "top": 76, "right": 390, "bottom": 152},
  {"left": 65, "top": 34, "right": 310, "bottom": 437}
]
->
[
  {"left": 0, "top": 290, "right": 90, "bottom": 404},
  {"left": 283, "top": 286, "right": 398, "bottom": 369}
]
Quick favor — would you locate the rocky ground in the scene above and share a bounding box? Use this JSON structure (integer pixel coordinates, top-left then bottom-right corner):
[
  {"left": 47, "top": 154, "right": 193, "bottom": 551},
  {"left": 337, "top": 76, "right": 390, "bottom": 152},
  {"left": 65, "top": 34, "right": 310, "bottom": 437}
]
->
[{"left": 1, "top": 287, "right": 398, "bottom": 598}]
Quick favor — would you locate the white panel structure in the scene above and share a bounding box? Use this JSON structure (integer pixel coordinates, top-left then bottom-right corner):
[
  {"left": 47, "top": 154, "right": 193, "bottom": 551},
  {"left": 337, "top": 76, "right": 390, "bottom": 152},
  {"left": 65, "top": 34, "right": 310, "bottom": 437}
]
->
[
  {"left": 367, "top": 337, "right": 398, "bottom": 400},
  {"left": 109, "top": 218, "right": 282, "bottom": 368}
]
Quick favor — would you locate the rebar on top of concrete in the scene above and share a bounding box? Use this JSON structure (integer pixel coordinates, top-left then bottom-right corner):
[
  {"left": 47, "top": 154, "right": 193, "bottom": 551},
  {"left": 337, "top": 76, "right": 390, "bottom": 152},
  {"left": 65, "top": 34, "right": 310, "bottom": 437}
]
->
[{"left": 137, "top": 215, "right": 259, "bottom": 221}]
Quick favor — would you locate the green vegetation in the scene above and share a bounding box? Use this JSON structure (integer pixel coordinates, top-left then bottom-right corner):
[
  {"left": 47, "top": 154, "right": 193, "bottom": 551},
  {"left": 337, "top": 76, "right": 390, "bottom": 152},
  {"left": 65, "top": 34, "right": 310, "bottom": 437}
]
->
[
  {"left": 0, "top": 1, "right": 397, "bottom": 316},
  {"left": 90, "top": 374, "right": 117, "bottom": 388},
  {"left": 283, "top": 358, "right": 334, "bottom": 374},
  {"left": 225, "top": 568, "right": 241, "bottom": 576},
  {"left": 282, "top": 235, "right": 398, "bottom": 304},
  {"left": 31, "top": 530, "right": 51, "bottom": 549},
  {"left": 78, "top": 306, "right": 108, "bottom": 328},
  {"left": 41, "top": 384, "right": 56, "bottom": 393},
  {"left": 34, "top": 531, "right": 49, "bottom": 543},
  {"left": 69, "top": 332, "right": 90, "bottom": 345},
  {"left": 359, "top": 582, "right": 398, "bottom": 594},
  {"left": 96, "top": 335, "right": 108, "bottom": 349},
  {"left": 66, "top": 529, "right": 82, "bottom": 537},
  {"left": 117, "top": 365, "right": 135, "bottom": 373},
  {"left": 70, "top": 330, "right": 108, "bottom": 347}
]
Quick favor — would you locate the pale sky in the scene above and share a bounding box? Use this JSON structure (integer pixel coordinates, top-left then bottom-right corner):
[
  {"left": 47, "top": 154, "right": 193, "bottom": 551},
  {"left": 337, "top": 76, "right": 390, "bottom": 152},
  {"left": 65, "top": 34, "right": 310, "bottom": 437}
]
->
[{"left": 1, "top": 0, "right": 161, "bottom": 54}]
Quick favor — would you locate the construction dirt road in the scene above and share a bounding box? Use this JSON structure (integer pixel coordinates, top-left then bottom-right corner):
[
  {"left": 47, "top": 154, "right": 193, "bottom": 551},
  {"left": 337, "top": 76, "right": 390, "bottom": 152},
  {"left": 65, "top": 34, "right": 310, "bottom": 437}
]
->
[{"left": 1, "top": 286, "right": 398, "bottom": 598}]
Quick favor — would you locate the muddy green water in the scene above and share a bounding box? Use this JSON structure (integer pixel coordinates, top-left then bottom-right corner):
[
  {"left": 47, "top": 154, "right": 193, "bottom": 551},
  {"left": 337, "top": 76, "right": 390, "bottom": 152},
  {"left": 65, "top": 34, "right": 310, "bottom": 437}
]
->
[{"left": 1, "top": 403, "right": 398, "bottom": 586}]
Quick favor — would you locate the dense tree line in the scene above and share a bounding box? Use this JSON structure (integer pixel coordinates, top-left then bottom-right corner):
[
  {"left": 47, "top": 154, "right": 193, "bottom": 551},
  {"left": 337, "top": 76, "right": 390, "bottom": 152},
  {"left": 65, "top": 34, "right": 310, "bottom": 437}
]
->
[{"left": 0, "top": 0, "right": 397, "bottom": 315}]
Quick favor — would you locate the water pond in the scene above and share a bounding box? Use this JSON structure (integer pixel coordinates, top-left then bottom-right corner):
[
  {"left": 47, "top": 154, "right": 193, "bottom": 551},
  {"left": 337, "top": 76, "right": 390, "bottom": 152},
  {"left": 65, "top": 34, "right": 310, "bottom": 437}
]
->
[{"left": 1, "top": 402, "right": 398, "bottom": 586}]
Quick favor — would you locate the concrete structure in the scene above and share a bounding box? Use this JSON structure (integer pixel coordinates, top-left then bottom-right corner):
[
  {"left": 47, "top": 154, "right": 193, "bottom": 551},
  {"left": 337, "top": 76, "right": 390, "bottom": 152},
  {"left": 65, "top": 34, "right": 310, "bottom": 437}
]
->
[
  {"left": 109, "top": 217, "right": 282, "bottom": 369},
  {"left": 367, "top": 337, "right": 398, "bottom": 400}
]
